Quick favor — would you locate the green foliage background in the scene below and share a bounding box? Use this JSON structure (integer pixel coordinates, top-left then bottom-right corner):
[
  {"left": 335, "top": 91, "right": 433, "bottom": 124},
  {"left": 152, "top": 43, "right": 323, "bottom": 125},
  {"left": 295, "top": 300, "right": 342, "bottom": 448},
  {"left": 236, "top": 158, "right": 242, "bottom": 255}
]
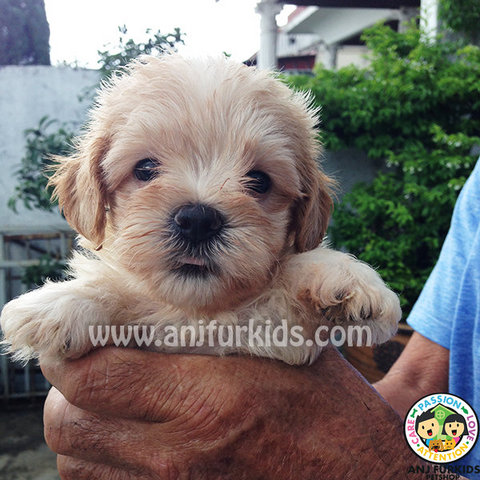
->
[
  {"left": 8, "top": 116, "right": 74, "bottom": 213},
  {"left": 97, "top": 25, "right": 184, "bottom": 80},
  {"left": 289, "top": 24, "right": 480, "bottom": 317},
  {"left": 439, "top": 0, "right": 480, "bottom": 43}
]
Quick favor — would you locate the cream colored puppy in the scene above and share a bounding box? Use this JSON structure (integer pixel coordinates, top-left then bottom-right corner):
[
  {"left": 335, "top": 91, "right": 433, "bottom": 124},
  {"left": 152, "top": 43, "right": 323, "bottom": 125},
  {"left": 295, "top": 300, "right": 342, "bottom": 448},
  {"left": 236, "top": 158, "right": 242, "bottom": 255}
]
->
[{"left": 1, "top": 55, "right": 401, "bottom": 365}]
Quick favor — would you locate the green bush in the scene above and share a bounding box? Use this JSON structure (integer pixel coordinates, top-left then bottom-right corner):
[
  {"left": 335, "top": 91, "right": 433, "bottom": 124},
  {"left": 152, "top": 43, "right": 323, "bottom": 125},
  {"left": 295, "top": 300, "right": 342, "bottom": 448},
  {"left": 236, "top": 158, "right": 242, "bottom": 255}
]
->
[
  {"left": 439, "top": 0, "right": 480, "bottom": 43},
  {"left": 21, "top": 254, "right": 66, "bottom": 288},
  {"left": 8, "top": 116, "right": 74, "bottom": 212},
  {"left": 97, "top": 25, "right": 184, "bottom": 80},
  {"left": 288, "top": 23, "right": 480, "bottom": 317}
]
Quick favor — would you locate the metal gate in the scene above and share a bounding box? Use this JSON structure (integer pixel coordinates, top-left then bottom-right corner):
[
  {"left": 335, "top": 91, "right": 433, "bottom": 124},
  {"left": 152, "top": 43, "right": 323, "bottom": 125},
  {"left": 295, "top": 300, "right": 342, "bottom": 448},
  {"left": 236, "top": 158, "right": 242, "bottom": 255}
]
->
[{"left": 0, "top": 229, "right": 75, "bottom": 400}]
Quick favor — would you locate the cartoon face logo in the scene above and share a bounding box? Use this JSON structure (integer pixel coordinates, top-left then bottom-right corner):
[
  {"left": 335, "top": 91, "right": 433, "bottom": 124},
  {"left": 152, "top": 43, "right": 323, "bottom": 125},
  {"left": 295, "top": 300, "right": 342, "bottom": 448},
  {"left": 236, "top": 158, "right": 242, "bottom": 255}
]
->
[
  {"left": 416, "top": 412, "right": 440, "bottom": 441},
  {"left": 404, "top": 394, "right": 478, "bottom": 464},
  {"left": 442, "top": 414, "right": 467, "bottom": 440}
]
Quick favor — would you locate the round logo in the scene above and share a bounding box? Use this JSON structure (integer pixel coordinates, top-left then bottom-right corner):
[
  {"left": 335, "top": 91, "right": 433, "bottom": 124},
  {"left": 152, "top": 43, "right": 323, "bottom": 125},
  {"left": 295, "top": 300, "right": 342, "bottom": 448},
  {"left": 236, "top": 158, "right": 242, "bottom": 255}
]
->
[{"left": 404, "top": 393, "right": 478, "bottom": 463}]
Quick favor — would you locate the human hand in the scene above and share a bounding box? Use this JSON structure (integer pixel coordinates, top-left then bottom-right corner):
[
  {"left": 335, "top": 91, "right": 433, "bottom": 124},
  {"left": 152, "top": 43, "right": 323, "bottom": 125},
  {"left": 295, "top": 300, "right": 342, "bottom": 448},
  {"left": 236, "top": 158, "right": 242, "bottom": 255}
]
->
[{"left": 42, "top": 347, "right": 426, "bottom": 479}]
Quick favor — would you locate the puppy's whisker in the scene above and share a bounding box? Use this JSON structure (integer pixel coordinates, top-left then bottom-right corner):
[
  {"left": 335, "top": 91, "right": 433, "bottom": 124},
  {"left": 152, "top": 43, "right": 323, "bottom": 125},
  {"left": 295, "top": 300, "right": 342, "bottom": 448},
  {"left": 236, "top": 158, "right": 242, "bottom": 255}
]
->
[
  {"left": 219, "top": 177, "right": 230, "bottom": 191},
  {"left": 124, "top": 229, "right": 159, "bottom": 240}
]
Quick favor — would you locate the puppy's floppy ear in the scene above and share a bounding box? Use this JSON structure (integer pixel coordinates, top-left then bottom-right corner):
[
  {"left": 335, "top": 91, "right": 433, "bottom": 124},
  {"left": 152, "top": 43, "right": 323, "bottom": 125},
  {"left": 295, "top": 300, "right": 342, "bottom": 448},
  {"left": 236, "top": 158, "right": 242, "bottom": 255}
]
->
[
  {"left": 49, "top": 136, "right": 110, "bottom": 246},
  {"left": 291, "top": 161, "right": 333, "bottom": 253}
]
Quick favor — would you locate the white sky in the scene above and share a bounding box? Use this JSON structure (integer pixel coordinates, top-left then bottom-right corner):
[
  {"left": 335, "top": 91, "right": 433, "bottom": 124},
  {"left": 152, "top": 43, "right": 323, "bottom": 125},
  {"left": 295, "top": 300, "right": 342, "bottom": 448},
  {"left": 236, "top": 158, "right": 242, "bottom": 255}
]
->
[{"left": 44, "top": 0, "right": 296, "bottom": 68}]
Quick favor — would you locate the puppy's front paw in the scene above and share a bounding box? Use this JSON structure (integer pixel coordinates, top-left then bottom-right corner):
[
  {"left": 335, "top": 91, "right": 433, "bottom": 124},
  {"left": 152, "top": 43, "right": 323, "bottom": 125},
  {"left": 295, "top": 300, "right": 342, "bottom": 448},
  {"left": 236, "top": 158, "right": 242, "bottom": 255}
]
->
[
  {"left": 299, "top": 257, "right": 401, "bottom": 345},
  {"left": 2, "top": 293, "right": 64, "bottom": 363},
  {"left": 1, "top": 284, "right": 96, "bottom": 363}
]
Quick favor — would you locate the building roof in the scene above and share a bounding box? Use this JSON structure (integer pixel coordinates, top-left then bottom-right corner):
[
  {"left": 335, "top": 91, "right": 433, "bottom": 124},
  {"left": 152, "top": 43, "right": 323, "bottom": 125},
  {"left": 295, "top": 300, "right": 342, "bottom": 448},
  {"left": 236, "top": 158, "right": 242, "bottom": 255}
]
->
[{"left": 284, "top": 3, "right": 418, "bottom": 45}]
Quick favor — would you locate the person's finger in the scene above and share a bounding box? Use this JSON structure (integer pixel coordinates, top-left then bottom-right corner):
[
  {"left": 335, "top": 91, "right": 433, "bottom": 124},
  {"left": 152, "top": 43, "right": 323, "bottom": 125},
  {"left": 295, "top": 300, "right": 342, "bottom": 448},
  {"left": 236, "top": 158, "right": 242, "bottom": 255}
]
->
[
  {"left": 44, "top": 386, "right": 167, "bottom": 471},
  {"left": 41, "top": 347, "right": 213, "bottom": 421},
  {"left": 56, "top": 455, "right": 154, "bottom": 480},
  {"left": 40, "top": 346, "right": 291, "bottom": 421}
]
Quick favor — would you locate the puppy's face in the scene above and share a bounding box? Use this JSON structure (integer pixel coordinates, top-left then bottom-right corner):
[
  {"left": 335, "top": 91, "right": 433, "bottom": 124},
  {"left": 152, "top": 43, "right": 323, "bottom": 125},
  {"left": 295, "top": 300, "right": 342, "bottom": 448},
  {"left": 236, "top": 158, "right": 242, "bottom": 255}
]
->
[
  {"left": 443, "top": 440, "right": 455, "bottom": 450},
  {"left": 50, "top": 56, "right": 332, "bottom": 313}
]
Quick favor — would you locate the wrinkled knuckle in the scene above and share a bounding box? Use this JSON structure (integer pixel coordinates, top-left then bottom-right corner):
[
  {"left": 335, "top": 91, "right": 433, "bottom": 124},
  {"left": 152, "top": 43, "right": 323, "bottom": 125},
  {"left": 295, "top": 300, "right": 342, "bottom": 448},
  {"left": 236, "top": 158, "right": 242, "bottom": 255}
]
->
[
  {"left": 44, "top": 419, "right": 62, "bottom": 453},
  {"left": 57, "top": 455, "right": 83, "bottom": 480},
  {"left": 61, "top": 359, "right": 102, "bottom": 407},
  {"left": 91, "top": 354, "right": 151, "bottom": 406},
  {"left": 136, "top": 365, "right": 193, "bottom": 421},
  {"left": 177, "top": 390, "right": 231, "bottom": 441},
  {"left": 44, "top": 392, "right": 69, "bottom": 453},
  {"left": 50, "top": 410, "right": 101, "bottom": 457},
  {"left": 144, "top": 454, "right": 181, "bottom": 480},
  {"left": 67, "top": 418, "right": 103, "bottom": 453},
  {"left": 46, "top": 419, "right": 75, "bottom": 456}
]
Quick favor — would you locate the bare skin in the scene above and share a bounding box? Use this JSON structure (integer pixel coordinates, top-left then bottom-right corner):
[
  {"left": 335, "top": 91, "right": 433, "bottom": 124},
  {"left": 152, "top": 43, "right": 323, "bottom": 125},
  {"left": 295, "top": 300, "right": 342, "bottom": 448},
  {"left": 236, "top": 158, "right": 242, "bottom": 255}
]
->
[
  {"left": 375, "top": 332, "right": 450, "bottom": 417},
  {"left": 42, "top": 346, "right": 439, "bottom": 480}
]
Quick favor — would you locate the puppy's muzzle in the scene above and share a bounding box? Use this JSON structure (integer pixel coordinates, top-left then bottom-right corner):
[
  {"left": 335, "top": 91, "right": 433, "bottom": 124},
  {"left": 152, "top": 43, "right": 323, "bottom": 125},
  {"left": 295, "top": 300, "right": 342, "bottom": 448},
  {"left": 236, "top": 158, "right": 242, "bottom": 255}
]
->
[{"left": 173, "top": 203, "right": 225, "bottom": 244}]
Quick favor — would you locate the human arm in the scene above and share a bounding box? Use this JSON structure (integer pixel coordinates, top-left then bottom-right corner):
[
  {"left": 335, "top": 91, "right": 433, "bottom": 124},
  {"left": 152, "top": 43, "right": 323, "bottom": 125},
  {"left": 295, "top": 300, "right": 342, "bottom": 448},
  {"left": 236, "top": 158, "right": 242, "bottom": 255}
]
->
[
  {"left": 374, "top": 331, "right": 449, "bottom": 417},
  {"left": 42, "top": 346, "right": 434, "bottom": 480}
]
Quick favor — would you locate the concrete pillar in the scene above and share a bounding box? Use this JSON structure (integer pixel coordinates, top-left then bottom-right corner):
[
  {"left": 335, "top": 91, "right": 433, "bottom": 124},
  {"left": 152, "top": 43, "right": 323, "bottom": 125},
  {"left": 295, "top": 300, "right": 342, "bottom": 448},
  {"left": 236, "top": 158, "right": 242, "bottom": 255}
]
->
[
  {"left": 326, "top": 43, "right": 339, "bottom": 70},
  {"left": 420, "top": 0, "right": 439, "bottom": 40},
  {"left": 256, "top": 0, "right": 283, "bottom": 70}
]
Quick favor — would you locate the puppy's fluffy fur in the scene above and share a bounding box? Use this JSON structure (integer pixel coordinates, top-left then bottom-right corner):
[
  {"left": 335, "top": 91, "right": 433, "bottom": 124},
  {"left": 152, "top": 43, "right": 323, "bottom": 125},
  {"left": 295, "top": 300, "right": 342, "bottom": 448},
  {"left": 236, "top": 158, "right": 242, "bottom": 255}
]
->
[{"left": 1, "top": 55, "right": 401, "bottom": 365}]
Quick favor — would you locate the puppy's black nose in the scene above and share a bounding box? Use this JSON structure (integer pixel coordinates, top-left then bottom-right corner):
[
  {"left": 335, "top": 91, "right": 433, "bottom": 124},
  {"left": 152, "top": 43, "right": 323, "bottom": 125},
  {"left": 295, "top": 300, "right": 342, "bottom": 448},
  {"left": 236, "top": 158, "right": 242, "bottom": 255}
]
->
[{"left": 173, "top": 204, "right": 224, "bottom": 242}]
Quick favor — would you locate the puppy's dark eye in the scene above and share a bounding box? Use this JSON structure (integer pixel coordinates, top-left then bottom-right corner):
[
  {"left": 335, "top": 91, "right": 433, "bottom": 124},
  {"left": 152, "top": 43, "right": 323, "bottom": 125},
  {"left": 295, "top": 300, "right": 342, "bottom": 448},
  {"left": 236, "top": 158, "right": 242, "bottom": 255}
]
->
[
  {"left": 245, "top": 170, "right": 271, "bottom": 194},
  {"left": 134, "top": 158, "right": 160, "bottom": 181}
]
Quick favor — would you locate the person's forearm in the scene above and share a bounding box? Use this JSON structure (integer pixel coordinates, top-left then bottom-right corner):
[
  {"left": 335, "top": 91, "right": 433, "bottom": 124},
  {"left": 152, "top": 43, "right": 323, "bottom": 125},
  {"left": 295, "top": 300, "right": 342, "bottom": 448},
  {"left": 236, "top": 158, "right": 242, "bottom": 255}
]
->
[{"left": 374, "top": 331, "right": 449, "bottom": 417}]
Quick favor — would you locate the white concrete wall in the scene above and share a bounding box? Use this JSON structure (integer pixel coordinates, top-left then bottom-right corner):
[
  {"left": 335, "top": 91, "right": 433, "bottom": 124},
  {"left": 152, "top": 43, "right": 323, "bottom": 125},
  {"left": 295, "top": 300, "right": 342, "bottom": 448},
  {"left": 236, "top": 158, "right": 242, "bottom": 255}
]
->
[
  {"left": 316, "top": 44, "right": 371, "bottom": 69},
  {"left": 277, "top": 32, "right": 321, "bottom": 57},
  {"left": 0, "top": 66, "right": 99, "bottom": 233}
]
